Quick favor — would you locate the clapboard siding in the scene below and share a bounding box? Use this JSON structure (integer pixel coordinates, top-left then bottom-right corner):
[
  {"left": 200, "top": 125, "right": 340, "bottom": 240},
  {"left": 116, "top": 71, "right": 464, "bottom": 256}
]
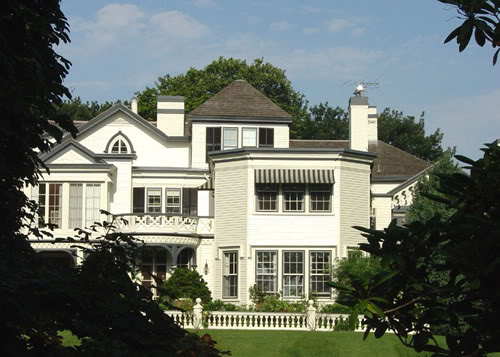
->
[
  {"left": 372, "top": 196, "right": 393, "bottom": 230},
  {"left": 108, "top": 160, "right": 132, "bottom": 214},
  {"left": 339, "top": 164, "right": 371, "bottom": 256}
]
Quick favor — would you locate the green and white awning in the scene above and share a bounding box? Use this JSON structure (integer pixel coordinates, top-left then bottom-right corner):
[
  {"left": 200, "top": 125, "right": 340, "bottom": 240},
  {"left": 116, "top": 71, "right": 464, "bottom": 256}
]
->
[{"left": 254, "top": 169, "right": 334, "bottom": 184}]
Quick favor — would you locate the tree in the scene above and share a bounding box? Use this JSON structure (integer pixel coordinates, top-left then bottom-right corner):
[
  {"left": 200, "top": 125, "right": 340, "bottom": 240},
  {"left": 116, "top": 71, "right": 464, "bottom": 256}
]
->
[
  {"left": 0, "top": 1, "right": 223, "bottom": 355},
  {"left": 440, "top": 0, "right": 500, "bottom": 65},
  {"left": 407, "top": 149, "right": 461, "bottom": 223},
  {"left": 163, "top": 268, "right": 213, "bottom": 304},
  {"left": 302, "top": 105, "right": 443, "bottom": 162},
  {"left": 55, "top": 97, "right": 126, "bottom": 122},
  {"left": 135, "top": 57, "right": 309, "bottom": 138},
  {"left": 378, "top": 109, "right": 444, "bottom": 162},
  {"left": 332, "top": 143, "right": 500, "bottom": 356}
]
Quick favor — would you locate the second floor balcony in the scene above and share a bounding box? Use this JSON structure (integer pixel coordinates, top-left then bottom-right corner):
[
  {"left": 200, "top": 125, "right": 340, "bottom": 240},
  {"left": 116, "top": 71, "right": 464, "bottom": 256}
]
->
[{"left": 113, "top": 213, "right": 214, "bottom": 236}]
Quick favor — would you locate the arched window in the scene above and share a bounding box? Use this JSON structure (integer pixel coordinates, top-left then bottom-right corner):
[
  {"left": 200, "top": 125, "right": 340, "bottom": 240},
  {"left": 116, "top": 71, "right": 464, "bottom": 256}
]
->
[
  {"left": 111, "top": 138, "right": 129, "bottom": 153},
  {"left": 105, "top": 131, "right": 135, "bottom": 154}
]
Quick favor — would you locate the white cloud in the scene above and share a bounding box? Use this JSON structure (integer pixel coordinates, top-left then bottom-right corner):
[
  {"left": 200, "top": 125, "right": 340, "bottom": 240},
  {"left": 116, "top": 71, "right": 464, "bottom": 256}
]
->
[
  {"left": 270, "top": 20, "right": 292, "bottom": 32},
  {"left": 151, "top": 11, "right": 208, "bottom": 38},
  {"left": 327, "top": 17, "right": 365, "bottom": 36}
]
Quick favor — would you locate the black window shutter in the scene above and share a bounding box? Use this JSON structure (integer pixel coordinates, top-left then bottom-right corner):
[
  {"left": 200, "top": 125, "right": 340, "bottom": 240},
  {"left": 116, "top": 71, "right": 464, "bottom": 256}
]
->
[
  {"left": 190, "top": 188, "right": 198, "bottom": 216},
  {"left": 182, "top": 188, "right": 198, "bottom": 216},
  {"left": 133, "top": 187, "right": 145, "bottom": 213},
  {"left": 268, "top": 128, "right": 274, "bottom": 147},
  {"left": 182, "top": 188, "right": 190, "bottom": 215},
  {"left": 259, "top": 128, "right": 265, "bottom": 147}
]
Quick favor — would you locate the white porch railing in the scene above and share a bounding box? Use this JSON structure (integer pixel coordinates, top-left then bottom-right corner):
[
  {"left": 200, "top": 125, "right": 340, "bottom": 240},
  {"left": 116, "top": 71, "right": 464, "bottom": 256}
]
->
[
  {"left": 164, "top": 299, "right": 366, "bottom": 332},
  {"left": 113, "top": 214, "right": 214, "bottom": 235}
]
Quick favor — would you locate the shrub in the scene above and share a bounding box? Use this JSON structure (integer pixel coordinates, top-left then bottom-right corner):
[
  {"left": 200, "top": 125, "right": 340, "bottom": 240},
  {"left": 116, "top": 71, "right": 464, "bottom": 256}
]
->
[
  {"left": 204, "top": 299, "right": 239, "bottom": 312},
  {"left": 162, "top": 268, "right": 212, "bottom": 304},
  {"left": 320, "top": 303, "right": 353, "bottom": 314}
]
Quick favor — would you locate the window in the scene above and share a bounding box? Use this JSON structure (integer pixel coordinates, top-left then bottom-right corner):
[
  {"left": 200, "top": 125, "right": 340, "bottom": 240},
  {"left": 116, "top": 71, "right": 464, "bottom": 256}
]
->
[
  {"left": 37, "top": 183, "right": 63, "bottom": 228},
  {"left": 206, "top": 127, "right": 221, "bottom": 162},
  {"left": 182, "top": 188, "right": 198, "bottom": 216},
  {"left": 310, "top": 251, "right": 331, "bottom": 297},
  {"left": 140, "top": 247, "right": 168, "bottom": 299},
  {"left": 310, "top": 184, "right": 332, "bottom": 212},
  {"left": 85, "top": 184, "right": 101, "bottom": 226},
  {"left": 165, "top": 189, "right": 181, "bottom": 214},
  {"left": 223, "top": 251, "right": 238, "bottom": 298},
  {"left": 242, "top": 128, "right": 257, "bottom": 147},
  {"left": 259, "top": 128, "right": 274, "bottom": 148},
  {"left": 111, "top": 138, "right": 128, "bottom": 153},
  {"left": 69, "top": 184, "right": 83, "bottom": 229},
  {"left": 256, "top": 184, "right": 278, "bottom": 211},
  {"left": 147, "top": 188, "right": 162, "bottom": 213},
  {"left": 283, "top": 251, "right": 304, "bottom": 298},
  {"left": 38, "top": 251, "right": 75, "bottom": 272},
  {"left": 223, "top": 127, "right": 238, "bottom": 150},
  {"left": 256, "top": 251, "right": 278, "bottom": 293},
  {"left": 283, "top": 184, "right": 305, "bottom": 212},
  {"left": 133, "top": 187, "right": 145, "bottom": 213},
  {"left": 177, "top": 248, "right": 196, "bottom": 269}
]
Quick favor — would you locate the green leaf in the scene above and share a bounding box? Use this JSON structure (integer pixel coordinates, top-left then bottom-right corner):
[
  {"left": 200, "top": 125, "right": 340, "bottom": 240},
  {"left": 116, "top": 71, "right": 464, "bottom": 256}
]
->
[
  {"left": 367, "top": 302, "right": 385, "bottom": 318},
  {"left": 494, "top": 48, "right": 500, "bottom": 66},
  {"left": 458, "top": 20, "right": 473, "bottom": 52},
  {"left": 475, "top": 28, "right": 486, "bottom": 46},
  {"left": 328, "top": 282, "right": 354, "bottom": 292},
  {"left": 454, "top": 154, "right": 476, "bottom": 165},
  {"left": 374, "top": 271, "right": 399, "bottom": 287},
  {"left": 444, "top": 26, "right": 461, "bottom": 44},
  {"left": 363, "top": 326, "right": 372, "bottom": 341}
]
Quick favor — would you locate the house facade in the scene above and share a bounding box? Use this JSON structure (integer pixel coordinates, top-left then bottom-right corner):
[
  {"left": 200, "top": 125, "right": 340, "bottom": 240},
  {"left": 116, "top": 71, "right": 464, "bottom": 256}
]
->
[{"left": 26, "top": 80, "right": 430, "bottom": 305}]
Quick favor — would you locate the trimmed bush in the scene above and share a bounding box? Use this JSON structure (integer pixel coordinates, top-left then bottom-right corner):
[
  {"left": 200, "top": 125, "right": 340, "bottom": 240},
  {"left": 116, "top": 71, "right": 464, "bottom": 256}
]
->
[{"left": 163, "top": 268, "right": 212, "bottom": 304}]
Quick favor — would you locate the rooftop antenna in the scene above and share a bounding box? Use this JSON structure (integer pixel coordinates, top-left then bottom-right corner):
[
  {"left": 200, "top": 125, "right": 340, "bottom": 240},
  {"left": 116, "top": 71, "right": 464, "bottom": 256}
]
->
[{"left": 343, "top": 79, "right": 382, "bottom": 96}]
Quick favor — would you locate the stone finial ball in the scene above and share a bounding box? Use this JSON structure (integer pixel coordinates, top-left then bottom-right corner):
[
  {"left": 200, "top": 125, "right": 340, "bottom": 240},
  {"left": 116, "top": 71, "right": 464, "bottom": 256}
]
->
[{"left": 196, "top": 298, "right": 202, "bottom": 304}]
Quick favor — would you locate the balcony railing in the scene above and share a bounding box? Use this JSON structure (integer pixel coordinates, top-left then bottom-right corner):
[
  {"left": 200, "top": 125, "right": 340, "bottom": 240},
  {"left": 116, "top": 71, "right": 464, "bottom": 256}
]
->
[{"left": 113, "top": 213, "right": 214, "bottom": 236}]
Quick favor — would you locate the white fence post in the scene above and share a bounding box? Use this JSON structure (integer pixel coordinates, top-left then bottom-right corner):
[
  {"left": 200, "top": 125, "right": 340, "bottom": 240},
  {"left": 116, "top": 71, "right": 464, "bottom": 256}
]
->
[
  {"left": 306, "top": 300, "right": 316, "bottom": 331},
  {"left": 193, "top": 298, "right": 203, "bottom": 330}
]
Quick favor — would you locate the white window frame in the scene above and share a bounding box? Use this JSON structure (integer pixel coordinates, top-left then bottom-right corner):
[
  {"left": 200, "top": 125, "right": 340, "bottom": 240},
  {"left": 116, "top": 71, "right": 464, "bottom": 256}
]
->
[
  {"left": 282, "top": 251, "right": 304, "bottom": 298},
  {"left": 309, "top": 251, "right": 331, "bottom": 298},
  {"left": 223, "top": 127, "right": 238, "bottom": 150},
  {"left": 242, "top": 127, "right": 257, "bottom": 147},
  {"left": 223, "top": 250, "right": 238, "bottom": 299},
  {"left": 36, "top": 183, "right": 63, "bottom": 228},
  {"left": 256, "top": 251, "right": 278, "bottom": 293}
]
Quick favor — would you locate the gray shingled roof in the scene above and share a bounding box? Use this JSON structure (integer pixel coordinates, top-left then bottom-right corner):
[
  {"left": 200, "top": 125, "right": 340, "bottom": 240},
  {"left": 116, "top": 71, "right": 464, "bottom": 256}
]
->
[
  {"left": 289, "top": 139, "right": 431, "bottom": 178},
  {"left": 189, "top": 80, "right": 292, "bottom": 120}
]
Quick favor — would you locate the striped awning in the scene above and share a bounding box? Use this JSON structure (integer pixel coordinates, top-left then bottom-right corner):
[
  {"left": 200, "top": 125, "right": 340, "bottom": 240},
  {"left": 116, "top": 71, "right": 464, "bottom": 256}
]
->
[
  {"left": 254, "top": 169, "right": 334, "bottom": 184},
  {"left": 198, "top": 176, "right": 214, "bottom": 190}
]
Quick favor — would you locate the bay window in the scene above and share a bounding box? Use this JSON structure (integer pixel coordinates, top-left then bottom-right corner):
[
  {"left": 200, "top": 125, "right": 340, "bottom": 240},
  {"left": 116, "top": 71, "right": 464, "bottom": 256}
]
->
[
  {"left": 256, "top": 251, "right": 278, "bottom": 293},
  {"left": 283, "top": 251, "right": 304, "bottom": 298},
  {"left": 223, "top": 251, "right": 238, "bottom": 298}
]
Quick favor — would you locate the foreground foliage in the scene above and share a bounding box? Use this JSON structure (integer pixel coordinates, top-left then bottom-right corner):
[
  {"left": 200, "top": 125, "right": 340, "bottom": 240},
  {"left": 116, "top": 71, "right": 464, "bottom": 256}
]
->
[
  {"left": 334, "top": 143, "right": 500, "bottom": 356},
  {"left": 0, "top": 1, "right": 224, "bottom": 355}
]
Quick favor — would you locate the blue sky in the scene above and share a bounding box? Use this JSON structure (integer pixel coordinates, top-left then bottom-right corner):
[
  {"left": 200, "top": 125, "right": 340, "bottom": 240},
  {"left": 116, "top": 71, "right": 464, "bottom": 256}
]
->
[{"left": 58, "top": 0, "right": 500, "bottom": 159}]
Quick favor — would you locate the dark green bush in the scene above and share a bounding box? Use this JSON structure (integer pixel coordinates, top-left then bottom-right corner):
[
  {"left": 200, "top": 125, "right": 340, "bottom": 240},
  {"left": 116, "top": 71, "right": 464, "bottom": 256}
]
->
[
  {"left": 162, "top": 268, "right": 212, "bottom": 304},
  {"left": 204, "top": 299, "right": 239, "bottom": 312},
  {"left": 320, "top": 303, "right": 353, "bottom": 314}
]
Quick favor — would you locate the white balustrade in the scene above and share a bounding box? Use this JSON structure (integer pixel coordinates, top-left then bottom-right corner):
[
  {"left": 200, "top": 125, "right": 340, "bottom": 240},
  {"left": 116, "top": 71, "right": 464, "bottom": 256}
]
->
[
  {"left": 164, "top": 299, "right": 374, "bottom": 332},
  {"left": 113, "top": 214, "right": 214, "bottom": 235}
]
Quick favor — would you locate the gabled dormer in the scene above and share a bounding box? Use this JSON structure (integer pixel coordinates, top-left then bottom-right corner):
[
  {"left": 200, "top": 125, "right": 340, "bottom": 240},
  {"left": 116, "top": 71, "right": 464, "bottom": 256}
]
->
[{"left": 187, "top": 80, "right": 292, "bottom": 168}]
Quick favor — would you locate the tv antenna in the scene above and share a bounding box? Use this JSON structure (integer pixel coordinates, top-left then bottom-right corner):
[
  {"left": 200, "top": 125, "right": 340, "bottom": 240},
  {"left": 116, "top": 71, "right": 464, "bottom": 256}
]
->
[{"left": 343, "top": 80, "right": 380, "bottom": 96}]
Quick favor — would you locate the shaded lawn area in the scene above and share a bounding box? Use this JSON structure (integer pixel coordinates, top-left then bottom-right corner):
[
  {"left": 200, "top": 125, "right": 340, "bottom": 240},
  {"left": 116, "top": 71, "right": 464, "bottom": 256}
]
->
[{"left": 196, "top": 330, "right": 437, "bottom": 357}]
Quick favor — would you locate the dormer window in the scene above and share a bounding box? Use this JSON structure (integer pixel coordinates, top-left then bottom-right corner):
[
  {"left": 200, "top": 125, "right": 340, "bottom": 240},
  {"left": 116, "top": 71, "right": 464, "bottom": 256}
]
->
[
  {"left": 111, "top": 138, "right": 128, "bottom": 154},
  {"left": 105, "top": 131, "right": 135, "bottom": 154}
]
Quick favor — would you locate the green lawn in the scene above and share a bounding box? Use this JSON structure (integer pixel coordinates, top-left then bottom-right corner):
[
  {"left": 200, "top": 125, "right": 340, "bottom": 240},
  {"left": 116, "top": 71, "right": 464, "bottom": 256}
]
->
[{"left": 197, "top": 330, "right": 436, "bottom": 357}]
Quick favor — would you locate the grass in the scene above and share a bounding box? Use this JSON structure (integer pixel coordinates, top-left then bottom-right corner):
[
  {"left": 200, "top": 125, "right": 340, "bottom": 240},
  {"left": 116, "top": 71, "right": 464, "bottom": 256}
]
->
[{"left": 196, "top": 330, "right": 437, "bottom": 357}]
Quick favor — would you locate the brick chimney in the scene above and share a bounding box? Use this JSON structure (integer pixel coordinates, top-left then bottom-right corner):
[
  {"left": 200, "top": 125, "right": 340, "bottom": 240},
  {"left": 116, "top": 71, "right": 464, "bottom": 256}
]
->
[{"left": 157, "top": 96, "right": 185, "bottom": 136}]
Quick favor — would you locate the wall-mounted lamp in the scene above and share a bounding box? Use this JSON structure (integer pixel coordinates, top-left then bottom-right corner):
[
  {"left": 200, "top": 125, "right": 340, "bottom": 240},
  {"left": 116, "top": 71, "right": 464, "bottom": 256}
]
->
[{"left": 204, "top": 261, "right": 209, "bottom": 275}]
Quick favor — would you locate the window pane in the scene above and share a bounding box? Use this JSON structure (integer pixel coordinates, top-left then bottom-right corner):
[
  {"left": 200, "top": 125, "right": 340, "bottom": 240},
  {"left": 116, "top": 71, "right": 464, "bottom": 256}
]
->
[
  {"left": 69, "top": 184, "right": 83, "bottom": 229},
  {"left": 242, "top": 128, "right": 257, "bottom": 147},
  {"left": 223, "top": 251, "right": 238, "bottom": 298},
  {"left": 283, "top": 184, "right": 305, "bottom": 212},
  {"left": 259, "top": 128, "right": 274, "bottom": 148},
  {"left": 310, "top": 184, "right": 332, "bottom": 212},
  {"left": 133, "top": 187, "right": 145, "bottom": 213},
  {"left": 38, "top": 183, "right": 46, "bottom": 226},
  {"left": 310, "top": 251, "right": 331, "bottom": 297},
  {"left": 256, "top": 184, "right": 278, "bottom": 212},
  {"left": 256, "top": 251, "right": 277, "bottom": 293},
  {"left": 206, "top": 127, "right": 222, "bottom": 162},
  {"left": 48, "top": 184, "right": 62, "bottom": 228},
  {"left": 223, "top": 128, "right": 238, "bottom": 150},
  {"left": 283, "top": 251, "right": 304, "bottom": 297}
]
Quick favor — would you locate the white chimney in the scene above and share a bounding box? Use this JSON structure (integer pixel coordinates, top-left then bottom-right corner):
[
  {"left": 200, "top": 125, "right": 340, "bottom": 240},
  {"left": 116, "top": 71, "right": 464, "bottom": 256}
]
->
[
  {"left": 157, "top": 96, "right": 185, "bottom": 136},
  {"left": 131, "top": 97, "right": 138, "bottom": 114},
  {"left": 367, "top": 105, "right": 378, "bottom": 143},
  {"left": 348, "top": 96, "right": 369, "bottom": 151}
]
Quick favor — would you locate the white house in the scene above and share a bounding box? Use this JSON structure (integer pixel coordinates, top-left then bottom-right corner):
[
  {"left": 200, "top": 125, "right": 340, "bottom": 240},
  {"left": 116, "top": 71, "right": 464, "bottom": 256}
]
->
[{"left": 26, "top": 80, "right": 430, "bottom": 304}]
